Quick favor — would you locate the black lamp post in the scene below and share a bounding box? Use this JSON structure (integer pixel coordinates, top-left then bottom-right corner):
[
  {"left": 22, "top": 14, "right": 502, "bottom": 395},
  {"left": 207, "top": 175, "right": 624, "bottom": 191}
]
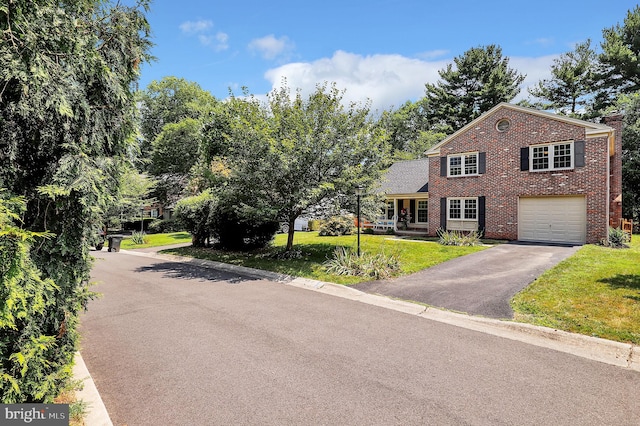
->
[
  {"left": 140, "top": 207, "right": 144, "bottom": 233},
  {"left": 355, "top": 186, "right": 364, "bottom": 257}
]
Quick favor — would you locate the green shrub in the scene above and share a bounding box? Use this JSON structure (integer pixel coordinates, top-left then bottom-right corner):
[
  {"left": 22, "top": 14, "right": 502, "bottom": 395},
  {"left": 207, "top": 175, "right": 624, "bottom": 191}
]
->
[
  {"left": 209, "top": 203, "right": 279, "bottom": 251},
  {"left": 437, "top": 228, "right": 483, "bottom": 246},
  {"left": 175, "top": 191, "right": 217, "bottom": 247},
  {"left": 362, "top": 228, "right": 374, "bottom": 234},
  {"left": 1, "top": 195, "right": 70, "bottom": 403},
  {"left": 130, "top": 231, "right": 148, "bottom": 245},
  {"left": 148, "top": 218, "right": 182, "bottom": 234},
  {"left": 308, "top": 219, "right": 323, "bottom": 231},
  {"left": 605, "top": 227, "right": 630, "bottom": 248},
  {"left": 319, "top": 216, "right": 354, "bottom": 236},
  {"left": 323, "top": 246, "right": 400, "bottom": 279}
]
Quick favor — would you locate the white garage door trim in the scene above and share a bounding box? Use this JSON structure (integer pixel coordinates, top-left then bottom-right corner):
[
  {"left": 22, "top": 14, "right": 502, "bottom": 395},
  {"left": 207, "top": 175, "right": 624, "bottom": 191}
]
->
[{"left": 518, "top": 196, "right": 586, "bottom": 244}]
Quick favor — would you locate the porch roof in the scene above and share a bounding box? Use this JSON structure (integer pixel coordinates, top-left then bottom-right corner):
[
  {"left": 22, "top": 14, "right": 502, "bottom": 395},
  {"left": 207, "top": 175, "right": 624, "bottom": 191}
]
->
[{"left": 380, "top": 158, "right": 429, "bottom": 195}]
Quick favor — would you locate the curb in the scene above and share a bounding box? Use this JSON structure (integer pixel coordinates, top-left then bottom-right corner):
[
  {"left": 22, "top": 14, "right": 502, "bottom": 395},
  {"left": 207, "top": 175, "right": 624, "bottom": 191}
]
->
[
  {"left": 122, "top": 248, "right": 640, "bottom": 372},
  {"left": 73, "top": 352, "right": 113, "bottom": 426}
]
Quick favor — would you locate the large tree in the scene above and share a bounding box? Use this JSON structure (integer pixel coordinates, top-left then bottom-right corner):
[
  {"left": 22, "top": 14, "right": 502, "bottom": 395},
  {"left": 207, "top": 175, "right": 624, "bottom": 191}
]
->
[
  {"left": 599, "top": 6, "right": 640, "bottom": 98},
  {"left": 0, "top": 0, "right": 151, "bottom": 402},
  {"left": 423, "top": 45, "right": 525, "bottom": 132},
  {"left": 614, "top": 92, "right": 640, "bottom": 224},
  {"left": 378, "top": 100, "right": 431, "bottom": 152},
  {"left": 215, "top": 83, "right": 391, "bottom": 251},
  {"left": 138, "top": 76, "right": 217, "bottom": 163},
  {"left": 138, "top": 77, "right": 217, "bottom": 207},
  {"left": 528, "top": 40, "right": 597, "bottom": 116}
]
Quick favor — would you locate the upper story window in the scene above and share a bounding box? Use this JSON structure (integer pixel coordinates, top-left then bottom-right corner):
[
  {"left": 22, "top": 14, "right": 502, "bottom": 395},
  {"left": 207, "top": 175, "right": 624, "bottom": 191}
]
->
[
  {"left": 448, "top": 152, "right": 478, "bottom": 177},
  {"left": 530, "top": 141, "right": 573, "bottom": 171},
  {"left": 496, "top": 119, "right": 511, "bottom": 132}
]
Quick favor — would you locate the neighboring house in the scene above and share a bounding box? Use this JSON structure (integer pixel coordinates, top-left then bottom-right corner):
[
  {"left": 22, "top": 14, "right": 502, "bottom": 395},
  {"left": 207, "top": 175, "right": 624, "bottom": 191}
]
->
[
  {"left": 378, "top": 158, "right": 429, "bottom": 232},
  {"left": 379, "top": 103, "right": 623, "bottom": 245}
]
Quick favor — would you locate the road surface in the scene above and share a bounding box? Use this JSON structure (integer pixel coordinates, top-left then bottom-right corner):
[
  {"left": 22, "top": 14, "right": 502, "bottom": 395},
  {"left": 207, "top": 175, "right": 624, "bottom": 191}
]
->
[{"left": 80, "top": 251, "right": 640, "bottom": 425}]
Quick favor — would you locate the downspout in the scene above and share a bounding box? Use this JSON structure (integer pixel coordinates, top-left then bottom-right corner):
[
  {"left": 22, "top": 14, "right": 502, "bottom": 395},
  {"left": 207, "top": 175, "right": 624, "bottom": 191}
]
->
[{"left": 606, "top": 129, "right": 612, "bottom": 240}]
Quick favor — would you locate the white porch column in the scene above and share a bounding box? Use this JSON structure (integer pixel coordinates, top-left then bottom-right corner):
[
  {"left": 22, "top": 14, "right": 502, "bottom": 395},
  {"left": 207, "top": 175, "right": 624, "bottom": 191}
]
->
[{"left": 393, "top": 198, "right": 398, "bottom": 231}]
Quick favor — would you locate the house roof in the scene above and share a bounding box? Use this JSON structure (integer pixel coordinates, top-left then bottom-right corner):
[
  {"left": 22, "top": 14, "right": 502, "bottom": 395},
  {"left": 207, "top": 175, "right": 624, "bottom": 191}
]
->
[
  {"left": 380, "top": 158, "right": 429, "bottom": 195},
  {"left": 426, "top": 102, "right": 614, "bottom": 156}
]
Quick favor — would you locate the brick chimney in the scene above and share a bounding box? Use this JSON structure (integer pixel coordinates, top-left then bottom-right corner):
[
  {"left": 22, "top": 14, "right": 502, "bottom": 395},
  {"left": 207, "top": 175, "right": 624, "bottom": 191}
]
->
[{"left": 603, "top": 114, "right": 623, "bottom": 227}]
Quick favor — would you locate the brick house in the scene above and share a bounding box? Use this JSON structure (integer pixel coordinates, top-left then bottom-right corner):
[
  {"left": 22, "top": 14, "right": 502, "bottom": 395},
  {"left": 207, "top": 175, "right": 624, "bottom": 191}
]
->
[{"left": 381, "top": 103, "right": 623, "bottom": 244}]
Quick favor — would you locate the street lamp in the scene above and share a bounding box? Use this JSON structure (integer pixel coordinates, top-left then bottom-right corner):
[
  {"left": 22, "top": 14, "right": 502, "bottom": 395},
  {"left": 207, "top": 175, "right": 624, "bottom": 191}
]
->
[
  {"left": 355, "top": 186, "right": 364, "bottom": 257},
  {"left": 140, "top": 207, "right": 144, "bottom": 233}
]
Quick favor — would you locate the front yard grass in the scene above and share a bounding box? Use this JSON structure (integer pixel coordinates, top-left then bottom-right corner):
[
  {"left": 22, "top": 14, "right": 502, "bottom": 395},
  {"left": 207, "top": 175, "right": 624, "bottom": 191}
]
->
[
  {"left": 511, "top": 237, "right": 640, "bottom": 344},
  {"left": 164, "top": 232, "right": 487, "bottom": 285},
  {"left": 120, "top": 231, "right": 192, "bottom": 249}
]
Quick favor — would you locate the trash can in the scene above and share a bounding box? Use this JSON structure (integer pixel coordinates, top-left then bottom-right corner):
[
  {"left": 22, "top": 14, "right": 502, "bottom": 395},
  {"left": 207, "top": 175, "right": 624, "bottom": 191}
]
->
[{"left": 107, "top": 235, "right": 123, "bottom": 252}]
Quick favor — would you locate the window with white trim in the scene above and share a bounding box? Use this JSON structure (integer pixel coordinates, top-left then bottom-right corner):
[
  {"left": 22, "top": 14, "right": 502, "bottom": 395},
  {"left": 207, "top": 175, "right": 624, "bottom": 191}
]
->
[
  {"left": 448, "top": 152, "right": 478, "bottom": 177},
  {"left": 447, "top": 197, "right": 478, "bottom": 231},
  {"left": 386, "top": 201, "right": 394, "bottom": 220},
  {"left": 530, "top": 141, "right": 573, "bottom": 171},
  {"left": 448, "top": 198, "right": 477, "bottom": 221},
  {"left": 417, "top": 200, "right": 428, "bottom": 223}
]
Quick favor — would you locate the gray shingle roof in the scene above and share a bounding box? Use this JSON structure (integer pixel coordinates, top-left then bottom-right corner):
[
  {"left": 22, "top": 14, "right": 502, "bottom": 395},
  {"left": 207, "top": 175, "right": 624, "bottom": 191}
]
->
[{"left": 380, "top": 158, "right": 429, "bottom": 195}]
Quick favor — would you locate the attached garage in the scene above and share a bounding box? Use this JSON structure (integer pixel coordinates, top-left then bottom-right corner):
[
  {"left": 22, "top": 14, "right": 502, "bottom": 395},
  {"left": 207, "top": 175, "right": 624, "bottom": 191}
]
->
[{"left": 518, "top": 196, "right": 587, "bottom": 244}]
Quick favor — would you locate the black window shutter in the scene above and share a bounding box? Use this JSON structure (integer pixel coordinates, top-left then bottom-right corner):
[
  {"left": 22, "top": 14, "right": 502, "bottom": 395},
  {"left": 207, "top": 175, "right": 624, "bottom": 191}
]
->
[
  {"left": 520, "top": 147, "right": 529, "bottom": 171},
  {"left": 478, "top": 152, "right": 486, "bottom": 174},
  {"left": 409, "top": 199, "right": 416, "bottom": 223},
  {"left": 440, "top": 198, "right": 447, "bottom": 230},
  {"left": 440, "top": 157, "right": 447, "bottom": 177},
  {"left": 478, "top": 196, "right": 486, "bottom": 236},
  {"left": 574, "top": 140, "right": 585, "bottom": 167}
]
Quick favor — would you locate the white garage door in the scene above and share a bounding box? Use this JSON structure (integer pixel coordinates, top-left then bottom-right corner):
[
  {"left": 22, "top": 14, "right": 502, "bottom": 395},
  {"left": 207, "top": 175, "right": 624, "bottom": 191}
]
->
[{"left": 518, "top": 196, "right": 586, "bottom": 244}]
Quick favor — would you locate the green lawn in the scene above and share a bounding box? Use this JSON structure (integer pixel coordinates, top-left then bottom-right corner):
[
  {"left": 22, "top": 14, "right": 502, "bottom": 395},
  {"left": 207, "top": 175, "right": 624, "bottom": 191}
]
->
[
  {"left": 163, "top": 232, "right": 487, "bottom": 285},
  {"left": 119, "top": 232, "right": 192, "bottom": 249},
  {"left": 511, "top": 238, "right": 640, "bottom": 344}
]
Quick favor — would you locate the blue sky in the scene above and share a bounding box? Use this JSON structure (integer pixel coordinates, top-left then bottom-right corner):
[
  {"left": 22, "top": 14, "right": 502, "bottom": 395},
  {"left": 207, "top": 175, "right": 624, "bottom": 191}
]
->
[{"left": 138, "top": 1, "right": 638, "bottom": 112}]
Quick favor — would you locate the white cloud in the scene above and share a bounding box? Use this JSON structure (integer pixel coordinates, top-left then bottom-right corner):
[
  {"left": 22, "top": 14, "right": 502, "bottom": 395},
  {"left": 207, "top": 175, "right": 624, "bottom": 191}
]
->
[
  {"left": 262, "top": 51, "right": 559, "bottom": 112},
  {"left": 179, "top": 19, "right": 228, "bottom": 51},
  {"left": 248, "top": 35, "right": 294, "bottom": 60},
  {"left": 199, "top": 32, "right": 229, "bottom": 51},
  {"left": 265, "top": 50, "right": 446, "bottom": 113},
  {"left": 179, "top": 20, "right": 213, "bottom": 34},
  {"left": 510, "top": 54, "right": 558, "bottom": 100}
]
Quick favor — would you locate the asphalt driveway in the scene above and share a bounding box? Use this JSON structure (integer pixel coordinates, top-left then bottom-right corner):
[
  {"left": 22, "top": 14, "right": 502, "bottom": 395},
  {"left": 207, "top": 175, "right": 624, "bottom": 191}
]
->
[{"left": 354, "top": 242, "right": 580, "bottom": 319}]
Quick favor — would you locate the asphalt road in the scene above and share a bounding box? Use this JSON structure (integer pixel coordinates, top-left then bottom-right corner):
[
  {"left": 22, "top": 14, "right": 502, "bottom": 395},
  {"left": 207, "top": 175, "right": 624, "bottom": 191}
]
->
[
  {"left": 81, "top": 251, "right": 640, "bottom": 425},
  {"left": 355, "top": 242, "right": 580, "bottom": 319}
]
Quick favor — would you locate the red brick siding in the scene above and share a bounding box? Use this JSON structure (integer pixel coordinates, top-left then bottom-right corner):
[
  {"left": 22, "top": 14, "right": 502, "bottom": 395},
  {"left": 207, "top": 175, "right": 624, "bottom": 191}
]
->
[{"left": 428, "top": 109, "right": 610, "bottom": 243}]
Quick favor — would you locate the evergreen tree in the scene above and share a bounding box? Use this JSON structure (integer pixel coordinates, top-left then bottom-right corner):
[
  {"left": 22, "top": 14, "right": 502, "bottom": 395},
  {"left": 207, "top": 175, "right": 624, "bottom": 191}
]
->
[
  {"left": 528, "top": 40, "right": 597, "bottom": 116},
  {"left": 423, "top": 45, "right": 525, "bottom": 132},
  {"left": 600, "top": 6, "right": 640, "bottom": 98}
]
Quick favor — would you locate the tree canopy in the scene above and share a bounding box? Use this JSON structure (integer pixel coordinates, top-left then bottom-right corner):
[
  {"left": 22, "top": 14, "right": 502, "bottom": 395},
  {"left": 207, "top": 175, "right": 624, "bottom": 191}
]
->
[
  {"left": 0, "top": 0, "right": 151, "bottom": 402},
  {"left": 204, "top": 82, "right": 391, "bottom": 250},
  {"left": 528, "top": 40, "right": 597, "bottom": 116},
  {"left": 423, "top": 45, "right": 525, "bottom": 132},
  {"left": 600, "top": 6, "right": 640, "bottom": 97},
  {"left": 138, "top": 76, "right": 217, "bottom": 159}
]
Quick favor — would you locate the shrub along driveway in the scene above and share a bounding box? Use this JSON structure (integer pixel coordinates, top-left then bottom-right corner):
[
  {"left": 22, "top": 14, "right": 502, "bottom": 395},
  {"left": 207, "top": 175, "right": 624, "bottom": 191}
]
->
[{"left": 354, "top": 242, "right": 580, "bottom": 319}]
